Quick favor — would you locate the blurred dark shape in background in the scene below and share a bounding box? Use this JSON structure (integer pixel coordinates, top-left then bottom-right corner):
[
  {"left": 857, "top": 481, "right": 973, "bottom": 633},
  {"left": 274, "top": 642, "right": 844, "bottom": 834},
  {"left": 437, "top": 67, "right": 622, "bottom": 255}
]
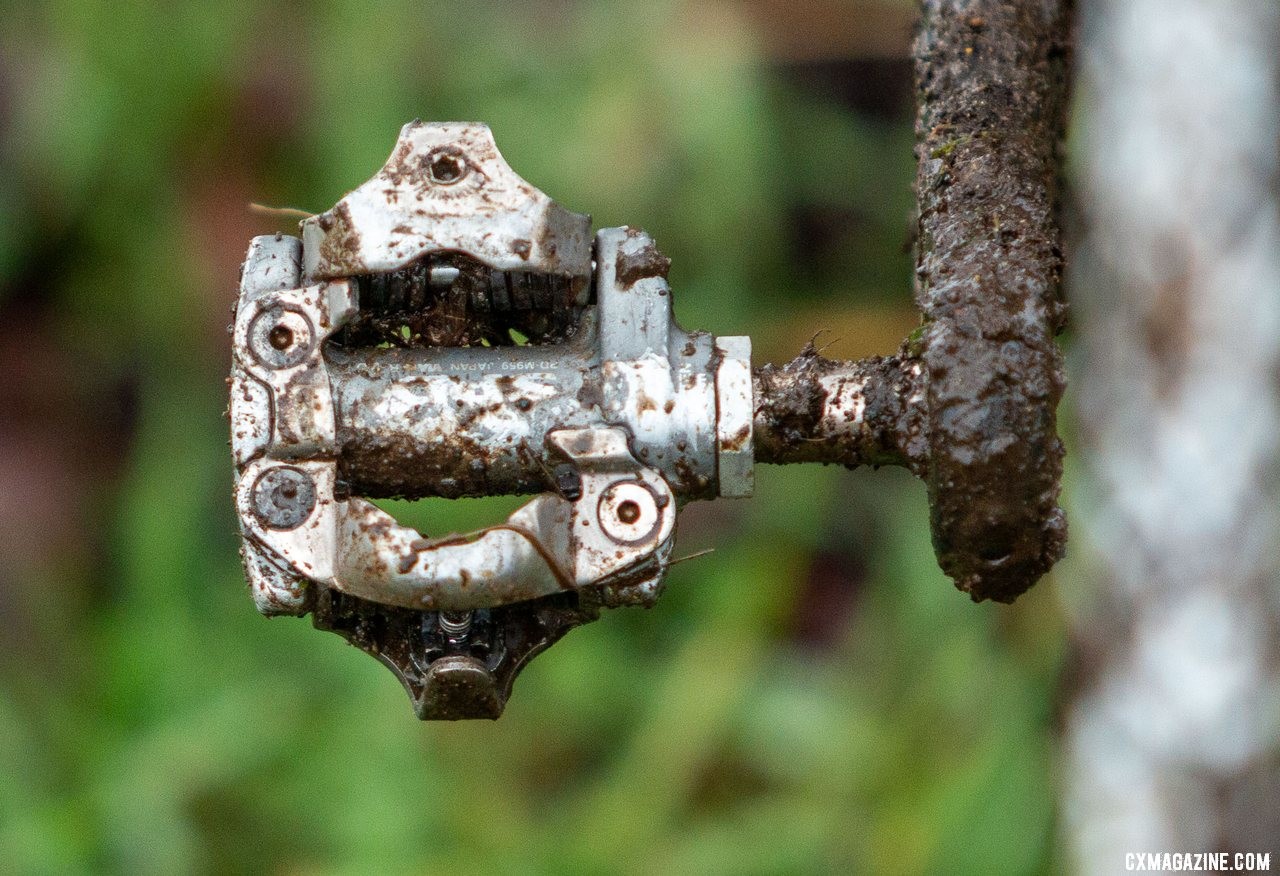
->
[{"left": 0, "top": 1, "right": 1272, "bottom": 872}]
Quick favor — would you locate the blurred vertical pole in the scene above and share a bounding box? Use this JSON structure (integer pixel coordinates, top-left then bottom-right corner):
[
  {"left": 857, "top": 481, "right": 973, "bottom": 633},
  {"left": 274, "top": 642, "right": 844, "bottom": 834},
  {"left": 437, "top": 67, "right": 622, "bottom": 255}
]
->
[{"left": 1066, "top": 0, "right": 1280, "bottom": 867}]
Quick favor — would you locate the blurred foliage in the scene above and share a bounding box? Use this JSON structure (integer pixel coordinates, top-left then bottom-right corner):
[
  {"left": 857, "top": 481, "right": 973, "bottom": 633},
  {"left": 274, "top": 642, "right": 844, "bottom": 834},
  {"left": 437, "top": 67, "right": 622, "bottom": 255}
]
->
[{"left": 0, "top": 1, "right": 1068, "bottom": 873}]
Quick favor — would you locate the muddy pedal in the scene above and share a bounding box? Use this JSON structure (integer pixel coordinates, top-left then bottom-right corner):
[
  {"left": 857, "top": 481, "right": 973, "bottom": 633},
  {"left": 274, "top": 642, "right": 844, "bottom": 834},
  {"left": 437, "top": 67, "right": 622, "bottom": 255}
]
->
[{"left": 229, "top": 122, "right": 753, "bottom": 719}]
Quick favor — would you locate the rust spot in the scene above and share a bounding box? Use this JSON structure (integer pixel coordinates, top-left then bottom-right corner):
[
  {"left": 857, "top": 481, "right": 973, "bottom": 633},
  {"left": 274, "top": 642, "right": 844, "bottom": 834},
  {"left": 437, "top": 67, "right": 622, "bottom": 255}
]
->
[
  {"left": 314, "top": 202, "right": 364, "bottom": 278},
  {"left": 615, "top": 241, "right": 671, "bottom": 287},
  {"left": 723, "top": 424, "right": 750, "bottom": 452}
]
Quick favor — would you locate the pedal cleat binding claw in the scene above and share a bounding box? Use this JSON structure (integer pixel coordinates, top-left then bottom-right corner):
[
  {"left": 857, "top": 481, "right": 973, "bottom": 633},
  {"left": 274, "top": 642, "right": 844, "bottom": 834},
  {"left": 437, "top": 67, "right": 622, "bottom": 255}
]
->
[{"left": 230, "top": 122, "right": 754, "bottom": 719}]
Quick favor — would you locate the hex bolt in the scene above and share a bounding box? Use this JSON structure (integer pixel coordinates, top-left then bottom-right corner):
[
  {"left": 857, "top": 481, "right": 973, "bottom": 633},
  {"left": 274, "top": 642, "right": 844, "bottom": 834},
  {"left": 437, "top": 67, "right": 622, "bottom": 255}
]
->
[{"left": 252, "top": 466, "right": 317, "bottom": 530}]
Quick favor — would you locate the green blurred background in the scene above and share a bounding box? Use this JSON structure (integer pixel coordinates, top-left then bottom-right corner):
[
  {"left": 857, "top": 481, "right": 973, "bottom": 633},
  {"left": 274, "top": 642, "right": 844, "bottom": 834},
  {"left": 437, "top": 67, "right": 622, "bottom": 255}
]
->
[{"left": 0, "top": 2, "right": 1071, "bottom": 872}]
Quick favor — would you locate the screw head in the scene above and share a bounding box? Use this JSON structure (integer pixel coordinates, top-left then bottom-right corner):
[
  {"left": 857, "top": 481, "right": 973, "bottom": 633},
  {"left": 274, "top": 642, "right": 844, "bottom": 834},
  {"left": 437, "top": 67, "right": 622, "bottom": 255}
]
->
[
  {"left": 425, "top": 146, "right": 468, "bottom": 185},
  {"left": 616, "top": 500, "right": 641, "bottom": 524},
  {"left": 248, "top": 306, "right": 313, "bottom": 369},
  {"left": 252, "top": 466, "right": 317, "bottom": 530},
  {"left": 598, "top": 481, "right": 661, "bottom": 544},
  {"left": 268, "top": 324, "right": 294, "bottom": 350}
]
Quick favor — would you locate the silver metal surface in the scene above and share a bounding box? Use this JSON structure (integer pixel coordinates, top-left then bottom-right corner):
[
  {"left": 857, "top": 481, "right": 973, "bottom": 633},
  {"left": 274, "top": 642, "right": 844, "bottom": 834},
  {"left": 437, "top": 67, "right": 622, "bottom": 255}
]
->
[
  {"left": 300, "top": 122, "right": 592, "bottom": 286},
  {"left": 231, "top": 224, "right": 748, "bottom": 612},
  {"left": 328, "top": 228, "right": 737, "bottom": 501},
  {"left": 230, "top": 121, "right": 759, "bottom": 716},
  {"left": 234, "top": 426, "right": 677, "bottom": 612},
  {"left": 714, "top": 335, "right": 754, "bottom": 498}
]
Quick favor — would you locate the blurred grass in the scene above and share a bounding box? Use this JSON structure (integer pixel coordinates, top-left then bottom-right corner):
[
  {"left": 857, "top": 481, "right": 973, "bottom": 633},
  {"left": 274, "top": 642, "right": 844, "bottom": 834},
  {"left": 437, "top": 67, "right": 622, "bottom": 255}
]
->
[{"left": 0, "top": 1, "right": 1068, "bottom": 873}]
